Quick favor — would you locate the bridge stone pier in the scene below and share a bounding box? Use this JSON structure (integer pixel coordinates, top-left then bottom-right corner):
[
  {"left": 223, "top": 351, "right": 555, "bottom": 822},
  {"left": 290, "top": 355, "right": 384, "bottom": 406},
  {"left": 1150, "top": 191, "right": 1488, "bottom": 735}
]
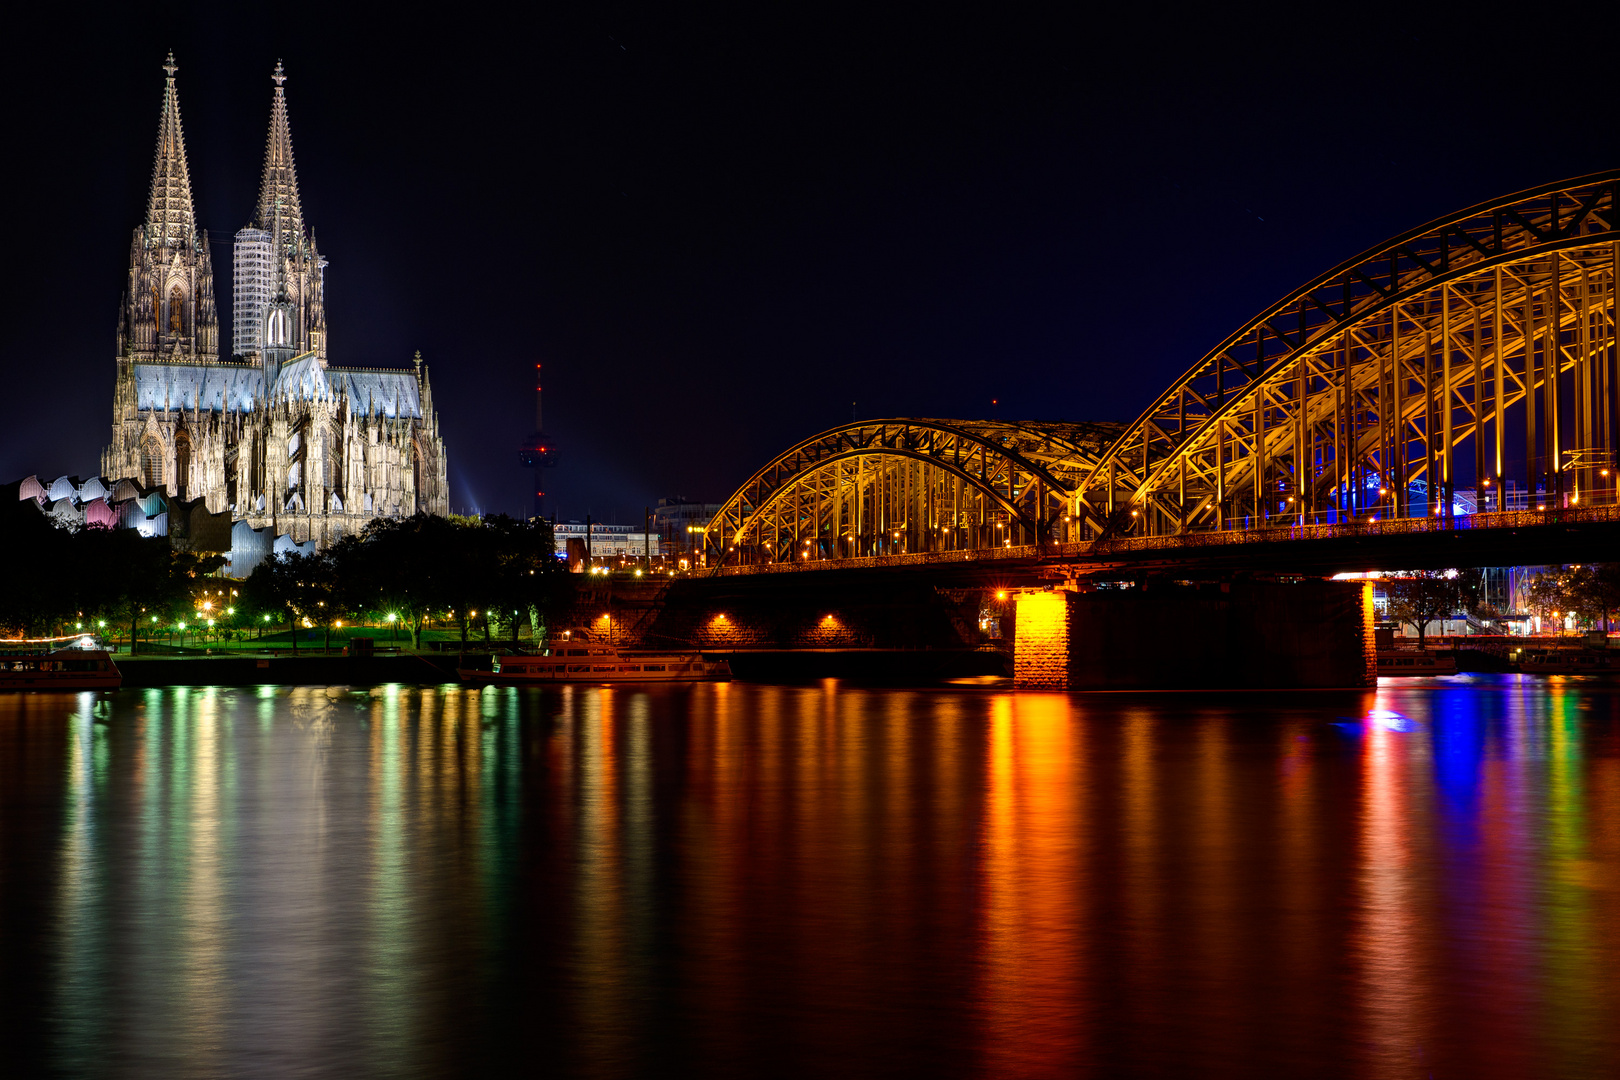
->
[
  {"left": 1013, "top": 579, "right": 1375, "bottom": 691},
  {"left": 564, "top": 569, "right": 1373, "bottom": 689}
]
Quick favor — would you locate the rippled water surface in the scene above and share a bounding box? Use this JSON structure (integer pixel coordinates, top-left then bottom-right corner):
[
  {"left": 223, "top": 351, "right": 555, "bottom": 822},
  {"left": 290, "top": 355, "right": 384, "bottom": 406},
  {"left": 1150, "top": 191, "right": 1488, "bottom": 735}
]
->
[{"left": 3, "top": 678, "right": 1620, "bottom": 1078}]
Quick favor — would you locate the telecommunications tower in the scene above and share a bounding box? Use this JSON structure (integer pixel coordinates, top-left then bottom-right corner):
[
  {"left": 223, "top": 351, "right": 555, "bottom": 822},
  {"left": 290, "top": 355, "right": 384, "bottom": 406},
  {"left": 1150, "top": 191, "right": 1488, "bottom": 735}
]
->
[{"left": 517, "top": 363, "right": 558, "bottom": 518}]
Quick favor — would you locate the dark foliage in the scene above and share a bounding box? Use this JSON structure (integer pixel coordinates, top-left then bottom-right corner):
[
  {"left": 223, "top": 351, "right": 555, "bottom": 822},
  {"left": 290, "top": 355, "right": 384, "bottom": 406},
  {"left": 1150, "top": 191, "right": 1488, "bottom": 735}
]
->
[
  {"left": 238, "top": 513, "right": 565, "bottom": 650},
  {"left": 0, "top": 509, "right": 222, "bottom": 641}
]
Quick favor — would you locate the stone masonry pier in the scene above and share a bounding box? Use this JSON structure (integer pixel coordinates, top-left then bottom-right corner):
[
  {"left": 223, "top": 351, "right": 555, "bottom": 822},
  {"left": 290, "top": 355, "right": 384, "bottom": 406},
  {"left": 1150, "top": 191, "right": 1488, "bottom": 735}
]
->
[{"left": 1014, "top": 579, "right": 1375, "bottom": 691}]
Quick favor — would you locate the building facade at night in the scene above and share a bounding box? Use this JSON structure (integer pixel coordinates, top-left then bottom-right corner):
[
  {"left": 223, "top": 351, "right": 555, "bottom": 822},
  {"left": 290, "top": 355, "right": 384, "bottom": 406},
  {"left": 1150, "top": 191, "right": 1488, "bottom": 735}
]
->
[{"left": 101, "top": 55, "right": 448, "bottom": 548}]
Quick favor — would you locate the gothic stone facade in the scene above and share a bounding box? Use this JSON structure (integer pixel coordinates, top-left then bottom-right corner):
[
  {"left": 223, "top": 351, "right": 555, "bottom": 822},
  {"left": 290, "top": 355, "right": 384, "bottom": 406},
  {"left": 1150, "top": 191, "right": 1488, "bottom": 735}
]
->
[{"left": 101, "top": 56, "right": 448, "bottom": 548}]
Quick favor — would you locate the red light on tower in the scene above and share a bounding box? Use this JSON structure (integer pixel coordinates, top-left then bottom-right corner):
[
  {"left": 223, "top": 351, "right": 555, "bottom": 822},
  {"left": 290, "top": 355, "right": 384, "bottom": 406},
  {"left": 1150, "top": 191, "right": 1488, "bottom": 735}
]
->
[{"left": 519, "top": 360, "right": 558, "bottom": 516}]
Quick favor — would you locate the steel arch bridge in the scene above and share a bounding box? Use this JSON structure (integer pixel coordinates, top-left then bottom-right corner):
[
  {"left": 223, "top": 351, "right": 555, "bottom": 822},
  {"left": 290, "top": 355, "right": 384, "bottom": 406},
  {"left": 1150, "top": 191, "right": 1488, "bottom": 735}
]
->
[
  {"left": 706, "top": 171, "right": 1620, "bottom": 569},
  {"left": 702, "top": 419, "right": 1121, "bottom": 564}
]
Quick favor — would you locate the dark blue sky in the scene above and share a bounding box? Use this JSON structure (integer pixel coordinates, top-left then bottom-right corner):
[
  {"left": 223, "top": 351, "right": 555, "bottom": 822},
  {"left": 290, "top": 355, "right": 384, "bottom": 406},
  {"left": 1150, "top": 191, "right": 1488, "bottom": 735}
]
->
[{"left": 2, "top": 1, "right": 1611, "bottom": 522}]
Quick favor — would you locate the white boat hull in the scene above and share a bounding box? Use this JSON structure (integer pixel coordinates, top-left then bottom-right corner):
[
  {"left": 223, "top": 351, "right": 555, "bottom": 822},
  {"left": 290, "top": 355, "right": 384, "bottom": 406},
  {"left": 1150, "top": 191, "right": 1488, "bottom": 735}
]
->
[{"left": 460, "top": 648, "right": 729, "bottom": 684}]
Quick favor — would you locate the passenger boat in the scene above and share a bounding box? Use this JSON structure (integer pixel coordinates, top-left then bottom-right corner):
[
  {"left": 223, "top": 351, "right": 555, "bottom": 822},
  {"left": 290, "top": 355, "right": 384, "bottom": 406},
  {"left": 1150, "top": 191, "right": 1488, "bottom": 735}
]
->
[
  {"left": 1517, "top": 650, "right": 1619, "bottom": 675},
  {"left": 1377, "top": 650, "right": 1458, "bottom": 676},
  {"left": 459, "top": 645, "right": 730, "bottom": 684},
  {"left": 0, "top": 637, "right": 122, "bottom": 690}
]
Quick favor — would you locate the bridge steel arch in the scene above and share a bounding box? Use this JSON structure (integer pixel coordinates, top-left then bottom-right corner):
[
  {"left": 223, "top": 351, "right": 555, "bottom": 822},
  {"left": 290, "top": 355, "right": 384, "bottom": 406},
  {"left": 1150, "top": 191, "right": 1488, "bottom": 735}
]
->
[
  {"left": 1079, "top": 171, "right": 1620, "bottom": 539},
  {"left": 704, "top": 419, "right": 1118, "bottom": 566}
]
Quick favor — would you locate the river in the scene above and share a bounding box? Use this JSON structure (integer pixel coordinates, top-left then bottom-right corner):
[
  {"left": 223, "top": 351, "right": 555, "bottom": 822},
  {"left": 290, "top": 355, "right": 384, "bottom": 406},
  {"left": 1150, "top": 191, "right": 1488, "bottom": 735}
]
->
[{"left": 1, "top": 678, "right": 1617, "bottom": 1078}]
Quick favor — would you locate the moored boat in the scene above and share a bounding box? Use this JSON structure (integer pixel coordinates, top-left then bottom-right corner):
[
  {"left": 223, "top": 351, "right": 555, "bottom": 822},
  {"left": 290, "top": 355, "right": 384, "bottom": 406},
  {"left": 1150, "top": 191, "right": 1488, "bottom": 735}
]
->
[
  {"left": 0, "top": 637, "right": 122, "bottom": 690},
  {"left": 1377, "top": 650, "right": 1458, "bottom": 676},
  {"left": 459, "top": 645, "right": 730, "bottom": 684},
  {"left": 1517, "top": 649, "right": 1620, "bottom": 675}
]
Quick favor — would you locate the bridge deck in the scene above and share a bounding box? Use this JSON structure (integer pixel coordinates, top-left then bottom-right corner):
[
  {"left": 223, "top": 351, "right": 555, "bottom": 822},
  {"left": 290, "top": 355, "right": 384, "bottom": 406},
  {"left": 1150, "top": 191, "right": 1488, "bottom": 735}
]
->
[{"left": 713, "top": 501, "right": 1620, "bottom": 580}]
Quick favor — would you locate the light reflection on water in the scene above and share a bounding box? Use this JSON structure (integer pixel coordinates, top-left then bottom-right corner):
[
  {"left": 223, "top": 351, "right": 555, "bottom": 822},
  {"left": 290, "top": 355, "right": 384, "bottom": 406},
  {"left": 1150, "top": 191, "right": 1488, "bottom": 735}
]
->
[{"left": 1, "top": 678, "right": 1619, "bottom": 1077}]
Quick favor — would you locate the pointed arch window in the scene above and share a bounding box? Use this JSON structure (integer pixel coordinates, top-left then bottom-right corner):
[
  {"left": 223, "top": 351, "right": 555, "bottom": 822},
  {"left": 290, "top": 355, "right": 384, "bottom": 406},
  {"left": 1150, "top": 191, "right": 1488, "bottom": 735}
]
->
[
  {"left": 174, "top": 428, "right": 191, "bottom": 499},
  {"left": 411, "top": 437, "right": 424, "bottom": 507},
  {"left": 141, "top": 436, "right": 164, "bottom": 488},
  {"left": 266, "top": 307, "right": 289, "bottom": 347},
  {"left": 168, "top": 285, "right": 185, "bottom": 334}
]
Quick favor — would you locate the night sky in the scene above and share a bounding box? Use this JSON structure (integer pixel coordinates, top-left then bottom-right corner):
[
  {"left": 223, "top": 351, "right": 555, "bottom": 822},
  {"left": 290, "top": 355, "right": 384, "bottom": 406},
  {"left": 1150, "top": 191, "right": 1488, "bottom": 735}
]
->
[{"left": 3, "top": 2, "right": 1611, "bottom": 523}]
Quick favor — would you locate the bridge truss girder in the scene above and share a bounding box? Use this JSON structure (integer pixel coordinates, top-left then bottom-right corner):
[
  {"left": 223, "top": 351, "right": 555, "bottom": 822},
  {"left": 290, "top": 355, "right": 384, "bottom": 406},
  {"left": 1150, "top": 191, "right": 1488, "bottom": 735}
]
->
[
  {"left": 705, "top": 419, "right": 1115, "bottom": 565},
  {"left": 1081, "top": 172, "right": 1620, "bottom": 538}
]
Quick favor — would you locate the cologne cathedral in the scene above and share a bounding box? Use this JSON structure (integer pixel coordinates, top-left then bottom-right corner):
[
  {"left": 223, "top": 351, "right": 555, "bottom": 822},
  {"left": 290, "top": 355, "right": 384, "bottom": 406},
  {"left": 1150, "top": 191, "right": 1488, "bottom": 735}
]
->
[{"left": 101, "top": 54, "right": 449, "bottom": 547}]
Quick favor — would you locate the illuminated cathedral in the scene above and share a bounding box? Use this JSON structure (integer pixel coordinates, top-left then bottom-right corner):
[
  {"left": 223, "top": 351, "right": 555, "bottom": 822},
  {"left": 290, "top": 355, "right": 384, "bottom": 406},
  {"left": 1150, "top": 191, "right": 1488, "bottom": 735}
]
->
[{"left": 101, "top": 54, "right": 449, "bottom": 547}]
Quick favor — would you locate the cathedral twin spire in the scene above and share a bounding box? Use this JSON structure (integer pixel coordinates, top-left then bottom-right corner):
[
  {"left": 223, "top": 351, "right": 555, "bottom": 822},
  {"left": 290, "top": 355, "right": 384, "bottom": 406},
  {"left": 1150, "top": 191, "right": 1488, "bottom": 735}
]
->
[
  {"left": 144, "top": 54, "right": 306, "bottom": 254},
  {"left": 256, "top": 61, "right": 307, "bottom": 253},
  {"left": 145, "top": 52, "right": 198, "bottom": 250}
]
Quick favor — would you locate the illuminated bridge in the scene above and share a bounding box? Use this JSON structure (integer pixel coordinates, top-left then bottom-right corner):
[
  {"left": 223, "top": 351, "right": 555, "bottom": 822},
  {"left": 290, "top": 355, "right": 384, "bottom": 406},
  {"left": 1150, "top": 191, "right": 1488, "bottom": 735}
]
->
[{"left": 705, "top": 171, "right": 1620, "bottom": 579}]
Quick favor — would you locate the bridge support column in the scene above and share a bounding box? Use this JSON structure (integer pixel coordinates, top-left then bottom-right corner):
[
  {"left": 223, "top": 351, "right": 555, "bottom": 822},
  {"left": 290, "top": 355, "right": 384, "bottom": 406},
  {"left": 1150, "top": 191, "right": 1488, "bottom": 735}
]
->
[
  {"left": 1012, "top": 591, "right": 1079, "bottom": 689},
  {"left": 1013, "top": 579, "right": 1375, "bottom": 691}
]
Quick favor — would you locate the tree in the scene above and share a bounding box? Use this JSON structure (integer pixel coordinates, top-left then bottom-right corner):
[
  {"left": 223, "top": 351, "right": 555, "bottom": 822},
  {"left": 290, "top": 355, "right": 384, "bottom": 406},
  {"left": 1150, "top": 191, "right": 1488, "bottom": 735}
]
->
[
  {"left": 105, "top": 532, "right": 221, "bottom": 654},
  {"left": 1593, "top": 564, "right": 1620, "bottom": 631},
  {"left": 1552, "top": 564, "right": 1620, "bottom": 632},
  {"left": 351, "top": 513, "right": 453, "bottom": 649},
  {"left": 477, "top": 514, "right": 563, "bottom": 648},
  {"left": 1384, "top": 570, "right": 1462, "bottom": 648},
  {"left": 240, "top": 551, "right": 326, "bottom": 654},
  {"left": 1523, "top": 569, "right": 1572, "bottom": 632}
]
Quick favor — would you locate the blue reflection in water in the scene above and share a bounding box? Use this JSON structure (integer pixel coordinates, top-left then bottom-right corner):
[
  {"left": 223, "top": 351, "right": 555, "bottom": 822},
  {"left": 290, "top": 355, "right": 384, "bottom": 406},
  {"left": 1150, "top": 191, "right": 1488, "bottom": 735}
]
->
[
  {"left": 1331, "top": 708, "right": 1418, "bottom": 734},
  {"left": 1429, "top": 687, "right": 1490, "bottom": 820}
]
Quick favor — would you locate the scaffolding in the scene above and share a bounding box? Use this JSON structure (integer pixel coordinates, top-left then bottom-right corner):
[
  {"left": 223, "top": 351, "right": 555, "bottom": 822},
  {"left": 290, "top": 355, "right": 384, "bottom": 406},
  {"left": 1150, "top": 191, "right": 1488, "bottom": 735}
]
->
[{"left": 232, "top": 227, "right": 273, "bottom": 358}]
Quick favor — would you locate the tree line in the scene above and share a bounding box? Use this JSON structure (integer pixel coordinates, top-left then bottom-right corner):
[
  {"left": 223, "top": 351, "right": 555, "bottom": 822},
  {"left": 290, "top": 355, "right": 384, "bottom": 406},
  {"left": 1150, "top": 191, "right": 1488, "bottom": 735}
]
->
[
  {"left": 238, "top": 513, "right": 568, "bottom": 651},
  {"left": 0, "top": 507, "right": 567, "bottom": 651},
  {"left": 0, "top": 506, "right": 221, "bottom": 641},
  {"left": 1383, "top": 564, "right": 1620, "bottom": 646}
]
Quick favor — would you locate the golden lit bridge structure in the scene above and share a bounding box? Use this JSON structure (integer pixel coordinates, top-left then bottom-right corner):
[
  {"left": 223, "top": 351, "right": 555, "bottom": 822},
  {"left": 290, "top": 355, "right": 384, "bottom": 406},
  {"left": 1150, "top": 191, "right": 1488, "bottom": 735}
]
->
[{"left": 705, "top": 171, "right": 1620, "bottom": 577}]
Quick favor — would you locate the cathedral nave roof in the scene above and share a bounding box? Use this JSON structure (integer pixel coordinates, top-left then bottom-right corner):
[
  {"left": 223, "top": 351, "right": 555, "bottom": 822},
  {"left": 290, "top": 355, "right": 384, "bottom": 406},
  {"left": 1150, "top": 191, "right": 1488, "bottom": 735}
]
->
[
  {"left": 328, "top": 369, "right": 422, "bottom": 419},
  {"left": 135, "top": 363, "right": 263, "bottom": 413},
  {"left": 132, "top": 359, "right": 424, "bottom": 419}
]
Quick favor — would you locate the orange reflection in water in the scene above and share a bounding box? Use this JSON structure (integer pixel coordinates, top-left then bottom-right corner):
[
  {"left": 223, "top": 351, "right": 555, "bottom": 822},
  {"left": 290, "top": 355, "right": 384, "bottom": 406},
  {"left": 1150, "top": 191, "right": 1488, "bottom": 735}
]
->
[
  {"left": 976, "top": 692, "right": 1087, "bottom": 1076},
  {"left": 1356, "top": 709, "right": 1429, "bottom": 1078}
]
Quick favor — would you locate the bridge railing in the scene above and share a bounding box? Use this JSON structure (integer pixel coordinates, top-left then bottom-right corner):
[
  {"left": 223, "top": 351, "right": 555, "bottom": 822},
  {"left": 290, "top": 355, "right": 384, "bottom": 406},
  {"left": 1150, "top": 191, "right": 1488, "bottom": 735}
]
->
[
  {"left": 1094, "top": 501, "right": 1620, "bottom": 556},
  {"left": 712, "top": 495, "right": 1620, "bottom": 574},
  {"left": 712, "top": 542, "right": 1048, "bottom": 576},
  {"left": 1191, "top": 485, "right": 1615, "bottom": 534}
]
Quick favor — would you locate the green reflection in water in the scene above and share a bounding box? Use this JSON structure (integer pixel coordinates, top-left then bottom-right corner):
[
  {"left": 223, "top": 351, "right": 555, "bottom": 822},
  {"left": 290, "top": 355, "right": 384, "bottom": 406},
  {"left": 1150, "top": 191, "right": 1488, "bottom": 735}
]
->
[
  {"left": 366, "top": 683, "right": 415, "bottom": 1074},
  {"left": 1544, "top": 685, "right": 1598, "bottom": 1074},
  {"left": 52, "top": 694, "right": 106, "bottom": 1073},
  {"left": 477, "top": 688, "right": 522, "bottom": 990}
]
